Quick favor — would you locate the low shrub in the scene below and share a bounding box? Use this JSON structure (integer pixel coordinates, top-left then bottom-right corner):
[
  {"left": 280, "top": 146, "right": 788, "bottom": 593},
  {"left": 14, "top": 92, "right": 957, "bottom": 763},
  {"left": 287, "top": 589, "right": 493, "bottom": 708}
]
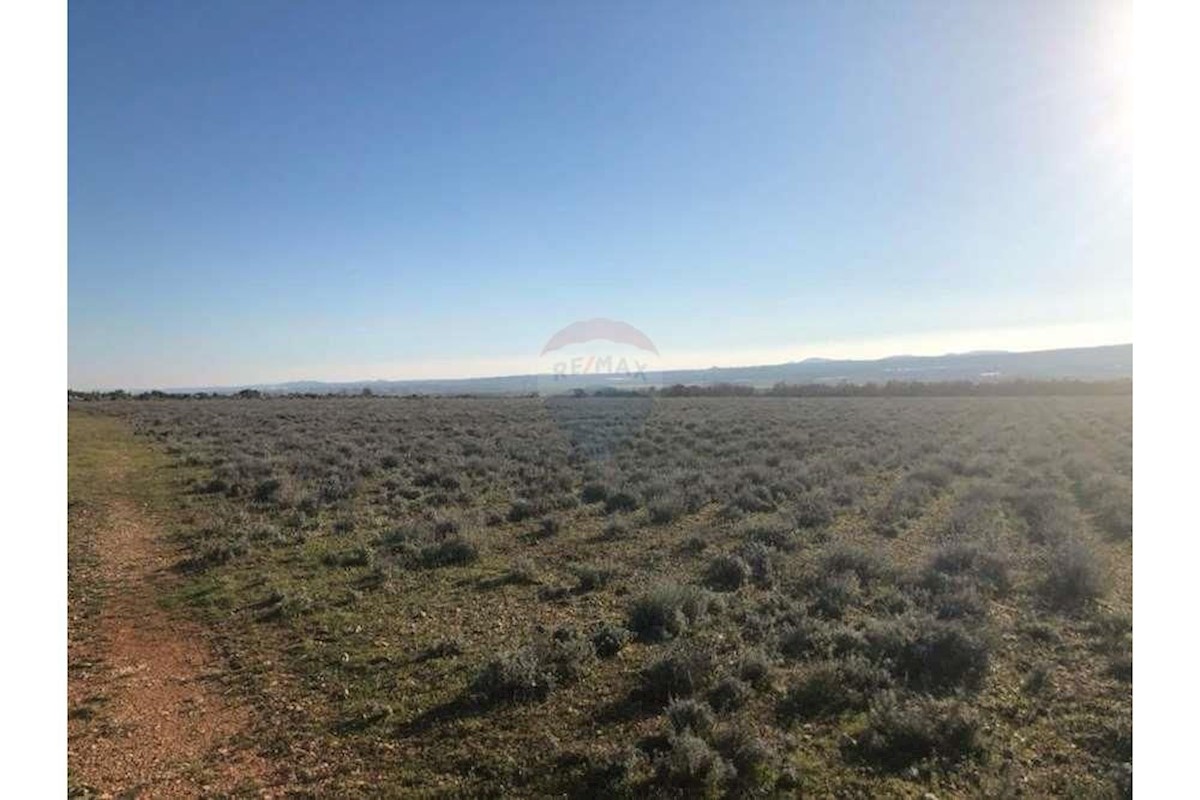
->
[
  {"left": 778, "top": 615, "right": 832, "bottom": 660},
  {"left": 793, "top": 490, "right": 834, "bottom": 528},
  {"left": 628, "top": 584, "right": 715, "bottom": 642},
  {"left": 251, "top": 477, "right": 284, "bottom": 503},
  {"left": 854, "top": 691, "right": 982, "bottom": 770},
  {"left": 741, "top": 517, "right": 799, "bottom": 551},
  {"left": 1042, "top": 537, "right": 1107, "bottom": 609},
  {"left": 653, "top": 733, "right": 732, "bottom": 797},
  {"left": 863, "top": 615, "right": 990, "bottom": 694},
  {"left": 704, "top": 554, "right": 751, "bottom": 592},
  {"left": 715, "top": 728, "right": 778, "bottom": 793},
  {"left": 508, "top": 498, "right": 538, "bottom": 523},
  {"left": 580, "top": 481, "right": 609, "bottom": 504},
  {"left": 323, "top": 544, "right": 374, "bottom": 568},
  {"left": 506, "top": 556, "right": 540, "bottom": 585},
  {"left": 707, "top": 676, "right": 751, "bottom": 713},
  {"left": 809, "top": 571, "right": 862, "bottom": 618},
  {"left": 736, "top": 541, "right": 777, "bottom": 588},
  {"left": 648, "top": 493, "right": 686, "bottom": 525},
  {"left": 778, "top": 656, "right": 891, "bottom": 722},
  {"left": 638, "top": 644, "right": 716, "bottom": 703},
  {"left": 605, "top": 490, "right": 640, "bottom": 514},
  {"left": 666, "top": 698, "right": 716, "bottom": 738},
  {"left": 571, "top": 562, "right": 616, "bottom": 592},
  {"left": 418, "top": 637, "right": 464, "bottom": 661},
  {"left": 926, "top": 540, "right": 1010, "bottom": 594},
  {"left": 471, "top": 630, "right": 596, "bottom": 704},
  {"left": 1013, "top": 489, "right": 1077, "bottom": 544},
  {"left": 737, "top": 650, "right": 773, "bottom": 690},
  {"left": 601, "top": 518, "right": 631, "bottom": 540},
  {"left": 471, "top": 647, "right": 557, "bottom": 703},
  {"left": 419, "top": 535, "right": 479, "bottom": 568},
  {"left": 822, "top": 543, "right": 889, "bottom": 583},
  {"left": 591, "top": 623, "right": 632, "bottom": 658}
]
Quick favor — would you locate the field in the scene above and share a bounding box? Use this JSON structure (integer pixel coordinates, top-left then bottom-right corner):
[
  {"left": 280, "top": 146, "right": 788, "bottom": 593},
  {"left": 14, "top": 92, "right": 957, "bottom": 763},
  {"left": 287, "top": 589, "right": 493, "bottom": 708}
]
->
[{"left": 68, "top": 394, "right": 1132, "bottom": 797}]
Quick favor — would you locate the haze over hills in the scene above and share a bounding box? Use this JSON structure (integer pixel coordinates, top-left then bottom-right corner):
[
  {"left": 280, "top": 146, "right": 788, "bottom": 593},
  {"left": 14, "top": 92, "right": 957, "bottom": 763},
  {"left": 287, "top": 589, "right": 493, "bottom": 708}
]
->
[{"left": 162, "top": 343, "right": 1132, "bottom": 396}]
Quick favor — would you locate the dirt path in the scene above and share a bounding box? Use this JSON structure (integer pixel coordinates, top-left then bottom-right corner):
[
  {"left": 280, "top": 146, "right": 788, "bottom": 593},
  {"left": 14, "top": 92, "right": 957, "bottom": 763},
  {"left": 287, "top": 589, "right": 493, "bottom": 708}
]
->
[{"left": 68, "top": 413, "right": 271, "bottom": 797}]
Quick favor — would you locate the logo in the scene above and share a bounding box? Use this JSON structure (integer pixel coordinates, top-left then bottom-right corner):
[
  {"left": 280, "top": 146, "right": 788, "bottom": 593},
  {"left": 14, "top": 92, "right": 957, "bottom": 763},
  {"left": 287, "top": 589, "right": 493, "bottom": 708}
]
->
[{"left": 535, "top": 318, "right": 663, "bottom": 460}]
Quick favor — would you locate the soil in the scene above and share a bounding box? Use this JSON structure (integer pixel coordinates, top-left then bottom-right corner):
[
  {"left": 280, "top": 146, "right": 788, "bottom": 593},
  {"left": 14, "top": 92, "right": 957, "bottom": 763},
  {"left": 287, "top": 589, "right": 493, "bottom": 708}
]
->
[{"left": 68, "top": 417, "right": 272, "bottom": 797}]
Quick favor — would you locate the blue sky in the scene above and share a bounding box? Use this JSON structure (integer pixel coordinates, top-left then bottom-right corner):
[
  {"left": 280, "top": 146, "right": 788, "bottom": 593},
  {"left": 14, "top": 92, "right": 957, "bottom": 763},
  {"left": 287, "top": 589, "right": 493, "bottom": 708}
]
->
[{"left": 69, "top": 0, "right": 1131, "bottom": 389}]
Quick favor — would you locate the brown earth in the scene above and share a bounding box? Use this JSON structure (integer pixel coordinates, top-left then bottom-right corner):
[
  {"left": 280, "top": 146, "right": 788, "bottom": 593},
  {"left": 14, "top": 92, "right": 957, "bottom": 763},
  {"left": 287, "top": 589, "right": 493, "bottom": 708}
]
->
[{"left": 68, "top": 414, "right": 273, "bottom": 797}]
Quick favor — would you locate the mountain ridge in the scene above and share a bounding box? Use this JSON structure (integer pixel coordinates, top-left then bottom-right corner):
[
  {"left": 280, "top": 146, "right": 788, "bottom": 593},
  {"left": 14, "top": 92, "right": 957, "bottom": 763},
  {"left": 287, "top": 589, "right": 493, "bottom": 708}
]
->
[{"left": 157, "top": 342, "right": 1132, "bottom": 396}]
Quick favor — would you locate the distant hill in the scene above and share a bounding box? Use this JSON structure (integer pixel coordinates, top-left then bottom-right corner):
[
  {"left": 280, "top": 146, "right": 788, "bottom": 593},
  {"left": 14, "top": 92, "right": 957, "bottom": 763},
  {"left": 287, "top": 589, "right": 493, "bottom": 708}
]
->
[{"left": 165, "top": 343, "right": 1132, "bottom": 396}]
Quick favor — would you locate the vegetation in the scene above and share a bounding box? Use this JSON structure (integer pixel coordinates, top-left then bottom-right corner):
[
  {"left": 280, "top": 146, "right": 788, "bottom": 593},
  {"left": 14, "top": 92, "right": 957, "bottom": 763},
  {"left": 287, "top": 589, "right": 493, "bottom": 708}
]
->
[{"left": 67, "top": 393, "right": 1132, "bottom": 796}]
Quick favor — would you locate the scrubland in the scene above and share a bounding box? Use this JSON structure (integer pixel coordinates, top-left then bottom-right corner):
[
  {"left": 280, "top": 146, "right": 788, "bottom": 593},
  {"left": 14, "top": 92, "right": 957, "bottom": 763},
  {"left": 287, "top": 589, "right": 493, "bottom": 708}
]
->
[{"left": 71, "top": 394, "right": 1132, "bottom": 797}]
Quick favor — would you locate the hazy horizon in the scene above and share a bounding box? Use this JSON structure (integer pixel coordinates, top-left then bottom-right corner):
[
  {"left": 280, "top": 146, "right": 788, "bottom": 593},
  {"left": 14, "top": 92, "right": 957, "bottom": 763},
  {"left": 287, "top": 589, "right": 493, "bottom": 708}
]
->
[
  {"left": 69, "top": 1, "right": 1130, "bottom": 390},
  {"left": 72, "top": 329, "right": 1131, "bottom": 393}
]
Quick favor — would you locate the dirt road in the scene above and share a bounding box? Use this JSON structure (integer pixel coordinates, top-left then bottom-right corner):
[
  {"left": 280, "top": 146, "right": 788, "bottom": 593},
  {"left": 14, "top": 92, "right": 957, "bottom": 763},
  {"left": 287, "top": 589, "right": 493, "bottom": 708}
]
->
[{"left": 68, "top": 413, "right": 270, "bottom": 797}]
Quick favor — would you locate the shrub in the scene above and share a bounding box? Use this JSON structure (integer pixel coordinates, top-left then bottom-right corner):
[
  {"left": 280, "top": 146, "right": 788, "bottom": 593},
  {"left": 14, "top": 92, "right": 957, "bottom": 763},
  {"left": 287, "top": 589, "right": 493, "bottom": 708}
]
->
[
  {"left": 601, "top": 518, "right": 631, "bottom": 540},
  {"left": 1094, "top": 494, "right": 1133, "bottom": 540},
  {"left": 581, "top": 481, "right": 609, "bottom": 504},
  {"left": 930, "top": 584, "right": 988, "bottom": 621},
  {"left": 1077, "top": 474, "right": 1132, "bottom": 540},
  {"left": 546, "top": 628, "right": 598, "bottom": 682},
  {"left": 648, "top": 493, "right": 686, "bottom": 525},
  {"left": 323, "top": 545, "right": 374, "bottom": 568},
  {"left": 707, "top": 676, "right": 751, "bottom": 713},
  {"left": 418, "top": 637, "right": 465, "bottom": 661},
  {"left": 536, "top": 516, "right": 562, "bottom": 538},
  {"left": 741, "top": 517, "right": 799, "bottom": 551},
  {"left": 571, "top": 562, "right": 616, "bottom": 592},
  {"left": 666, "top": 698, "right": 716, "bottom": 738},
  {"left": 1013, "top": 489, "right": 1076, "bottom": 544},
  {"left": 822, "top": 543, "right": 888, "bottom": 583},
  {"left": 809, "top": 571, "right": 861, "bottom": 618},
  {"left": 927, "top": 540, "right": 1010, "bottom": 594},
  {"left": 778, "top": 615, "right": 832, "bottom": 660},
  {"left": 471, "top": 647, "right": 557, "bottom": 704},
  {"left": 194, "top": 537, "right": 248, "bottom": 569},
  {"left": 1043, "top": 537, "right": 1107, "bottom": 609},
  {"left": 738, "top": 650, "right": 773, "bottom": 690},
  {"left": 854, "top": 691, "right": 981, "bottom": 770},
  {"left": 1022, "top": 663, "right": 1051, "bottom": 694},
  {"left": 715, "top": 728, "right": 777, "bottom": 793},
  {"left": 778, "top": 657, "right": 891, "bottom": 722},
  {"left": 591, "top": 624, "right": 632, "bottom": 658},
  {"left": 258, "top": 588, "right": 313, "bottom": 621},
  {"left": 471, "top": 631, "right": 595, "bottom": 705},
  {"left": 793, "top": 490, "right": 834, "bottom": 528},
  {"left": 736, "top": 541, "right": 777, "bottom": 588},
  {"left": 704, "top": 554, "right": 751, "bottom": 592},
  {"left": 508, "top": 499, "right": 538, "bottom": 523},
  {"left": 638, "top": 645, "right": 716, "bottom": 703},
  {"left": 653, "top": 733, "right": 732, "bottom": 796},
  {"left": 506, "top": 556, "right": 540, "bottom": 585},
  {"left": 605, "top": 490, "right": 640, "bottom": 514},
  {"left": 863, "top": 615, "right": 990, "bottom": 694},
  {"left": 944, "top": 495, "right": 1006, "bottom": 539},
  {"left": 628, "top": 584, "right": 715, "bottom": 642},
  {"left": 252, "top": 477, "right": 284, "bottom": 503},
  {"left": 419, "top": 535, "right": 479, "bottom": 568}
]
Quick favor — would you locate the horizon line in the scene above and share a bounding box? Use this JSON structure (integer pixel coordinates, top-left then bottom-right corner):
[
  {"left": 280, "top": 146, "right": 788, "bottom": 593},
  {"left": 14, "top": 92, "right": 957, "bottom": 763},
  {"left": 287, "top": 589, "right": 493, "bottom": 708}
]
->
[{"left": 72, "top": 340, "right": 1133, "bottom": 394}]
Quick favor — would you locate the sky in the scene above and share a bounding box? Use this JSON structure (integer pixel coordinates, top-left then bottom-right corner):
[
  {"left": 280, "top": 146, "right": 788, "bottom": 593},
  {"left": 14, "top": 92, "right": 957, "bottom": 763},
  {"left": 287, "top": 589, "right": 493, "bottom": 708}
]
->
[{"left": 68, "top": 0, "right": 1131, "bottom": 390}]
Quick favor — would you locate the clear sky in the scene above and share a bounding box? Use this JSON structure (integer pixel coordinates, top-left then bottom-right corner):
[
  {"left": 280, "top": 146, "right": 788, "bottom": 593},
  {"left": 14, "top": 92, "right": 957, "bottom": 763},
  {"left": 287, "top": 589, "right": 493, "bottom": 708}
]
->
[{"left": 69, "top": 0, "right": 1131, "bottom": 390}]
